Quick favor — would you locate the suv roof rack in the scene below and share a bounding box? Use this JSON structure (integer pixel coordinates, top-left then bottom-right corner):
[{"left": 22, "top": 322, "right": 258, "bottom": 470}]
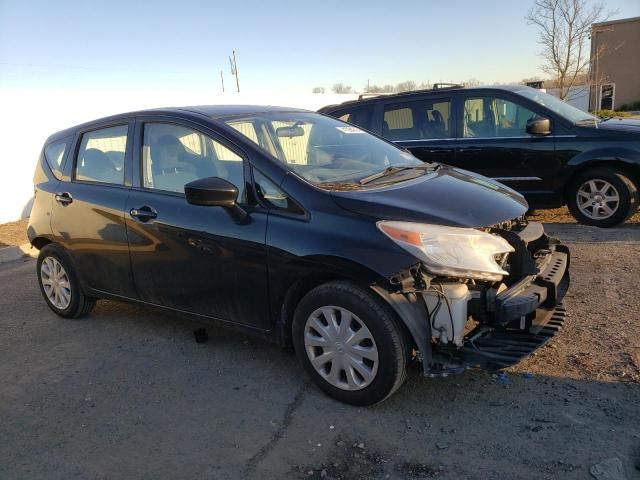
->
[
  {"left": 432, "top": 83, "right": 463, "bottom": 90},
  {"left": 357, "top": 92, "right": 393, "bottom": 100}
]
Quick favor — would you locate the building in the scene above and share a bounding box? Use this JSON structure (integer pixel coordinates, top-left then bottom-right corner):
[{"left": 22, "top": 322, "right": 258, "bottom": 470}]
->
[{"left": 590, "top": 16, "right": 640, "bottom": 111}]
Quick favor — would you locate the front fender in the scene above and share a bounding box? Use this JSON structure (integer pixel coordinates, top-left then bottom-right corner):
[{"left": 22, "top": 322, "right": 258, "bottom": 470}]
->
[
  {"left": 371, "top": 286, "right": 433, "bottom": 374},
  {"left": 567, "top": 147, "right": 640, "bottom": 169}
]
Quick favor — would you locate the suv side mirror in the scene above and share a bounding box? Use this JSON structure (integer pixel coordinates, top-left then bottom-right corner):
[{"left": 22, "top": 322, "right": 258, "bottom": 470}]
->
[
  {"left": 184, "top": 177, "right": 247, "bottom": 223},
  {"left": 526, "top": 117, "right": 551, "bottom": 136}
]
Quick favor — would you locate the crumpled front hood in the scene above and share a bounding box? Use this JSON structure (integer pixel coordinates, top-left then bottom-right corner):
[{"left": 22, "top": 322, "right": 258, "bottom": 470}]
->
[{"left": 331, "top": 166, "right": 529, "bottom": 227}]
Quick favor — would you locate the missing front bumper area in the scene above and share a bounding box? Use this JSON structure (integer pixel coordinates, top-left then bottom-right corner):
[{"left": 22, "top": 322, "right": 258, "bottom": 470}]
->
[{"left": 421, "top": 222, "right": 570, "bottom": 376}]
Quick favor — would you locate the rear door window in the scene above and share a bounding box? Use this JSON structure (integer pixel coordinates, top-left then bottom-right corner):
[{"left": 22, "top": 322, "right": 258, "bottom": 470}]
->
[
  {"left": 75, "top": 125, "right": 128, "bottom": 184},
  {"left": 384, "top": 98, "right": 453, "bottom": 141}
]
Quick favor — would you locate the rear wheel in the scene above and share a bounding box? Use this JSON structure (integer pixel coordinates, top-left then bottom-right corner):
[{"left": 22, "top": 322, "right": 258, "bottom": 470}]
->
[
  {"left": 292, "top": 281, "right": 408, "bottom": 406},
  {"left": 567, "top": 168, "right": 638, "bottom": 227},
  {"left": 37, "top": 244, "right": 95, "bottom": 318}
]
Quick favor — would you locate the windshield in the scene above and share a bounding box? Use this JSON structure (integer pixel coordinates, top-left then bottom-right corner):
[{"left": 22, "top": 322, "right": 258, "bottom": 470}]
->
[
  {"left": 222, "top": 112, "right": 424, "bottom": 185},
  {"left": 514, "top": 87, "right": 596, "bottom": 124}
]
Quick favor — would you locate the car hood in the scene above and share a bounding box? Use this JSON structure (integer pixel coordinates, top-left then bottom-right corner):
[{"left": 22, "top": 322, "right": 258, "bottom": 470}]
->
[
  {"left": 595, "top": 118, "right": 640, "bottom": 134},
  {"left": 330, "top": 166, "right": 528, "bottom": 227}
]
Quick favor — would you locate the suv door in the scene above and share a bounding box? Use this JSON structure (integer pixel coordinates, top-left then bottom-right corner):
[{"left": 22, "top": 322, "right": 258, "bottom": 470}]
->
[
  {"left": 51, "top": 121, "right": 136, "bottom": 298},
  {"left": 125, "top": 118, "right": 269, "bottom": 328},
  {"left": 381, "top": 96, "right": 456, "bottom": 165},
  {"left": 451, "top": 93, "right": 557, "bottom": 206}
]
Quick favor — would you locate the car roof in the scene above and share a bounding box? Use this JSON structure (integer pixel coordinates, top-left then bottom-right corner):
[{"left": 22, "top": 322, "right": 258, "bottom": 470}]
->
[
  {"left": 320, "top": 84, "right": 531, "bottom": 111},
  {"left": 46, "top": 105, "right": 309, "bottom": 143}
]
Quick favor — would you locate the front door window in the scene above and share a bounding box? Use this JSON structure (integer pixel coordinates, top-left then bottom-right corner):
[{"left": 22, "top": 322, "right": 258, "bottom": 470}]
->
[{"left": 463, "top": 97, "right": 538, "bottom": 138}]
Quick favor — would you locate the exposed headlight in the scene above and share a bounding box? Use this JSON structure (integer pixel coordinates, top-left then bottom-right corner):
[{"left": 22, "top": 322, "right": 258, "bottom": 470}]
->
[{"left": 378, "top": 221, "right": 514, "bottom": 281}]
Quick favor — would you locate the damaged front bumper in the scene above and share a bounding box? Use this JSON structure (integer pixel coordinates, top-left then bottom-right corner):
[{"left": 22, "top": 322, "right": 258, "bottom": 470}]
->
[{"left": 375, "top": 221, "right": 570, "bottom": 376}]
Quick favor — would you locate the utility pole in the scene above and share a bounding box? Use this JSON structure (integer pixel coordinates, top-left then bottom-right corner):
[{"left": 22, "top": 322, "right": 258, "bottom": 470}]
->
[
  {"left": 220, "top": 70, "right": 225, "bottom": 93},
  {"left": 229, "top": 50, "right": 240, "bottom": 93}
]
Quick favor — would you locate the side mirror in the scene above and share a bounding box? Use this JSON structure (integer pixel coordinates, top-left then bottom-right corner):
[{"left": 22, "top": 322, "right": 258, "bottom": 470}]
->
[
  {"left": 526, "top": 117, "right": 551, "bottom": 136},
  {"left": 184, "top": 177, "right": 247, "bottom": 223}
]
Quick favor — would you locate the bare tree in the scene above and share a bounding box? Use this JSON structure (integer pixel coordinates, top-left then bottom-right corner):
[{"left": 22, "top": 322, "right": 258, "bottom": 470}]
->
[
  {"left": 463, "top": 78, "right": 482, "bottom": 87},
  {"left": 395, "top": 80, "right": 417, "bottom": 93},
  {"left": 312, "top": 86, "right": 325, "bottom": 94},
  {"left": 332, "top": 83, "right": 354, "bottom": 94},
  {"left": 526, "top": 0, "right": 611, "bottom": 100}
]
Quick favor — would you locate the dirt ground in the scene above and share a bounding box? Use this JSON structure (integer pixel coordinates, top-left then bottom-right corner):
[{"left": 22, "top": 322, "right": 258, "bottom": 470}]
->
[
  {"left": 0, "top": 223, "right": 639, "bottom": 479},
  {"left": 528, "top": 207, "right": 640, "bottom": 225},
  {"left": 0, "top": 218, "right": 28, "bottom": 247}
]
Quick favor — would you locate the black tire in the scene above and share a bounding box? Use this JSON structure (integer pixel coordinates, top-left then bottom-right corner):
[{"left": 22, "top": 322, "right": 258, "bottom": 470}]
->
[
  {"left": 567, "top": 168, "right": 639, "bottom": 228},
  {"left": 36, "top": 243, "right": 96, "bottom": 318},
  {"left": 292, "top": 280, "right": 409, "bottom": 406}
]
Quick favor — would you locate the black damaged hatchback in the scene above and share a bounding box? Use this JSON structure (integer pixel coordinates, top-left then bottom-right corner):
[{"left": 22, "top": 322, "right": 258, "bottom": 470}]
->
[{"left": 29, "top": 106, "right": 570, "bottom": 405}]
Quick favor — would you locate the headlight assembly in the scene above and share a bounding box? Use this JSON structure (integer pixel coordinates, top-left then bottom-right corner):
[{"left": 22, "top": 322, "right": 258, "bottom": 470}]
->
[{"left": 378, "top": 221, "right": 514, "bottom": 281}]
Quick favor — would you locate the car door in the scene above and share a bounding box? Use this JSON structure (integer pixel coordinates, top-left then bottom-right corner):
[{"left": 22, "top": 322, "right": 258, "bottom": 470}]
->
[
  {"left": 380, "top": 96, "right": 456, "bottom": 165},
  {"left": 50, "top": 121, "right": 137, "bottom": 298},
  {"left": 451, "top": 93, "right": 557, "bottom": 206},
  {"left": 125, "top": 117, "right": 269, "bottom": 329}
]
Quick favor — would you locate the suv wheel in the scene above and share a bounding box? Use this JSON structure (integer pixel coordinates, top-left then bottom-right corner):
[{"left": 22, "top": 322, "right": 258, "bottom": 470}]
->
[
  {"left": 37, "top": 244, "right": 96, "bottom": 318},
  {"left": 567, "top": 168, "right": 638, "bottom": 227},
  {"left": 292, "top": 281, "right": 408, "bottom": 406}
]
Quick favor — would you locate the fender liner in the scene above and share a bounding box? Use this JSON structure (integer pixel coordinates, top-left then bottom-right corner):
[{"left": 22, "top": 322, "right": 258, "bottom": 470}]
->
[{"left": 371, "top": 286, "right": 432, "bottom": 374}]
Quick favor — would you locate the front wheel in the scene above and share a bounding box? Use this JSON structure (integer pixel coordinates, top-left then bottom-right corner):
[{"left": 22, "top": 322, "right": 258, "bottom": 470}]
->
[
  {"left": 567, "top": 168, "right": 638, "bottom": 227},
  {"left": 292, "top": 281, "right": 409, "bottom": 406},
  {"left": 37, "top": 244, "right": 96, "bottom": 318}
]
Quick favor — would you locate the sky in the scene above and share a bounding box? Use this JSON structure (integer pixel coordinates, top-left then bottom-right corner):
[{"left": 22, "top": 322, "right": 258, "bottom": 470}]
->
[{"left": 1, "top": 0, "right": 639, "bottom": 94}]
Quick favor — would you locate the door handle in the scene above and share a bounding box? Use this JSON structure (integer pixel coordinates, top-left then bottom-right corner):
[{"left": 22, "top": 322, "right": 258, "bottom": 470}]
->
[
  {"left": 130, "top": 206, "right": 157, "bottom": 222},
  {"left": 55, "top": 192, "right": 73, "bottom": 205}
]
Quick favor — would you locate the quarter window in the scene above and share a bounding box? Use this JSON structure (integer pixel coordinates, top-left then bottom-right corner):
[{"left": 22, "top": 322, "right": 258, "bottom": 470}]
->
[
  {"left": 332, "top": 104, "right": 374, "bottom": 131},
  {"left": 44, "top": 140, "right": 68, "bottom": 179},
  {"left": 75, "top": 125, "right": 127, "bottom": 184},
  {"left": 253, "top": 170, "right": 291, "bottom": 210},
  {"left": 142, "top": 123, "right": 245, "bottom": 200},
  {"left": 463, "top": 97, "right": 538, "bottom": 138}
]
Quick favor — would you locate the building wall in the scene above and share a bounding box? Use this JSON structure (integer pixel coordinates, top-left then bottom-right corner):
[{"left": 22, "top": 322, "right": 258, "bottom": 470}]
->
[{"left": 590, "top": 16, "right": 640, "bottom": 110}]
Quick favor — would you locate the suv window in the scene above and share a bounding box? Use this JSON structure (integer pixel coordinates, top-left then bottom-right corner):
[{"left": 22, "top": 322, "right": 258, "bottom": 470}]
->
[
  {"left": 142, "top": 123, "right": 245, "bottom": 200},
  {"left": 463, "top": 97, "right": 538, "bottom": 138},
  {"left": 44, "top": 140, "right": 68, "bottom": 179},
  {"left": 75, "top": 125, "right": 127, "bottom": 184},
  {"left": 331, "top": 104, "right": 374, "bottom": 131},
  {"left": 383, "top": 99, "right": 453, "bottom": 141}
]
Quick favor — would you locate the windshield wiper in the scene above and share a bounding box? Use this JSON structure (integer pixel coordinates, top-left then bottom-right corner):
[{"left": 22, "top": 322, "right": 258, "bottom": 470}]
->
[{"left": 359, "top": 163, "right": 438, "bottom": 185}]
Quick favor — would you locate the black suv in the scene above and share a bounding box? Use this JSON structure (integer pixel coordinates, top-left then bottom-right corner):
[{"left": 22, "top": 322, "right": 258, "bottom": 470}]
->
[
  {"left": 320, "top": 85, "right": 640, "bottom": 227},
  {"left": 29, "top": 106, "right": 569, "bottom": 405}
]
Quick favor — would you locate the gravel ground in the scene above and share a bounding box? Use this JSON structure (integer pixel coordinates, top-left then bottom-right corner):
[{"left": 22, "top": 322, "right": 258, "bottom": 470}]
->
[{"left": 0, "top": 224, "right": 639, "bottom": 479}]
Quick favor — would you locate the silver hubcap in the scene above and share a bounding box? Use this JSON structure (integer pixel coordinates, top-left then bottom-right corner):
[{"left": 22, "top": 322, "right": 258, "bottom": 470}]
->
[
  {"left": 40, "top": 257, "right": 71, "bottom": 309},
  {"left": 577, "top": 179, "right": 620, "bottom": 220},
  {"left": 304, "top": 306, "right": 379, "bottom": 391}
]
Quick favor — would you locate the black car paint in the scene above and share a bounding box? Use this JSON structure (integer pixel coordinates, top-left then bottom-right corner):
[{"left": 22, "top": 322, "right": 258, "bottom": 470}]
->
[
  {"left": 320, "top": 86, "right": 640, "bottom": 208},
  {"left": 28, "top": 106, "right": 528, "bottom": 348}
]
